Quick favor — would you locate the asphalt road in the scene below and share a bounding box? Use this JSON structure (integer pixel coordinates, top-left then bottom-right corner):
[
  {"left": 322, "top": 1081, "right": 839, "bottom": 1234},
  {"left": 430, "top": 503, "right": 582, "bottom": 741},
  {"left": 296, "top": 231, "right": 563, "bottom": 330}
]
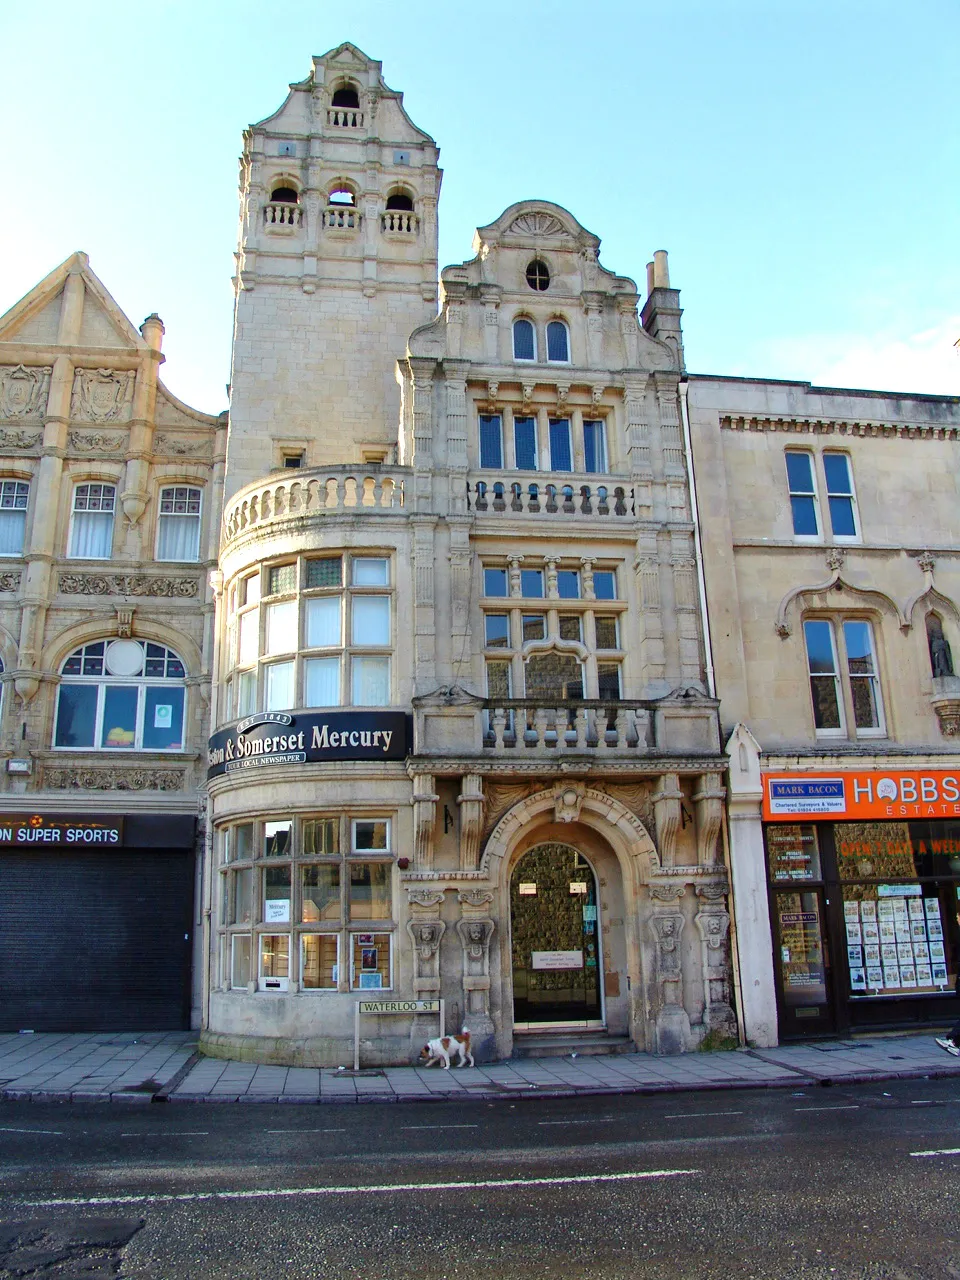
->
[{"left": 1, "top": 1078, "right": 959, "bottom": 1279}]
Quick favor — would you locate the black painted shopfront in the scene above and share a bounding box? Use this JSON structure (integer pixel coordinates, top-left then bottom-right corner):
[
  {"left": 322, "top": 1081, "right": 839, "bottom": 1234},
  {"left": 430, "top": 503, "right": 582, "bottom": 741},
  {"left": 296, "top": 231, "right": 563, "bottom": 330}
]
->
[
  {"left": 765, "top": 819, "right": 960, "bottom": 1038},
  {"left": 0, "top": 813, "right": 196, "bottom": 1032}
]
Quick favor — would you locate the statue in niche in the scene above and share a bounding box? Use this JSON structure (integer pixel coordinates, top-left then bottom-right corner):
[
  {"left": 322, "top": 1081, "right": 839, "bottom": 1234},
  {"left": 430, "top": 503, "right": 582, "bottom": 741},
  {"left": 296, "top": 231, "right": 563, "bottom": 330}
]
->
[{"left": 927, "top": 614, "right": 954, "bottom": 678}]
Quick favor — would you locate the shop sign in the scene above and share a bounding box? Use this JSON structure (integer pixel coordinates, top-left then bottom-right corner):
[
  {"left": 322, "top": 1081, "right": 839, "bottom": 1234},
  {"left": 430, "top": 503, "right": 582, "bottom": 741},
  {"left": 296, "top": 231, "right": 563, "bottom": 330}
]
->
[
  {"left": 763, "top": 769, "right": 960, "bottom": 821},
  {"left": 207, "top": 710, "right": 412, "bottom": 779},
  {"left": 0, "top": 814, "right": 124, "bottom": 846},
  {"left": 531, "top": 950, "right": 584, "bottom": 970}
]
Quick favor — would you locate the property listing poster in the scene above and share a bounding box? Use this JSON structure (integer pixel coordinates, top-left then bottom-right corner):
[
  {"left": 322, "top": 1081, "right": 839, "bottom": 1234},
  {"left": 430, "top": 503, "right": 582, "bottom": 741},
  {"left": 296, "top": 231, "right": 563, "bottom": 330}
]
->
[{"left": 844, "top": 892, "right": 947, "bottom": 994}]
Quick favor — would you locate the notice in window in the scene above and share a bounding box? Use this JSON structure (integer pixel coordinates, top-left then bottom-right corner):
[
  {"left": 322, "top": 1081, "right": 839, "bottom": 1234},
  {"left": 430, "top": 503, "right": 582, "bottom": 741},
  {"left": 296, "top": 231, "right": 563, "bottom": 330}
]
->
[{"left": 154, "top": 704, "right": 173, "bottom": 728}]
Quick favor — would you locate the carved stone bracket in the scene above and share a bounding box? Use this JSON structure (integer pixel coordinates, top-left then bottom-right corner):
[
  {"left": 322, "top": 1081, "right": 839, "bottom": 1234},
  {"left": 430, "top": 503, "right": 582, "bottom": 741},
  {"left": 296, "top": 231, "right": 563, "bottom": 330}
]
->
[
  {"left": 457, "top": 774, "right": 485, "bottom": 871},
  {"left": 694, "top": 904, "right": 736, "bottom": 1035},
  {"left": 552, "top": 780, "right": 585, "bottom": 824},
  {"left": 650, "top": 906, "right": 692, "bottom": 1053},
  {"left": 649, "top": 882, "right": 686, "bottom": 903},
  {"left": 652, "top": 773, "right": 683, "bottom": 866},
  {"left": 114, "top": 605, "right": 135, "bottom": 637},
  {"left": 455, "top": 917, "right": 495, "bottom": 1026},
  {"left": 693, "top": 773, "right": 725, "bottom": 866},
  {"left": 42, "top": 767, "right": 186, "bottom": 791},
  {"left": 406, "top": 888, "right": 445, "bottom": 912},
  {"left": 412, "top": 773, "right": 438, "bottom": 869},
  {"left": 457, "top": 888, "right": 494, "bottom": 913},
  {"left": 405, "top": 918, "right": 445, "bottom": 998}
]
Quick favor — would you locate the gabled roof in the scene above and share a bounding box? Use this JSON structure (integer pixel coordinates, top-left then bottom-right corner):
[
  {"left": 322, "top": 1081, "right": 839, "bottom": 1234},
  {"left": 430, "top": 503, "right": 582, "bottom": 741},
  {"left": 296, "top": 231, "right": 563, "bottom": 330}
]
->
[{"left": 0, "top": 251, "right": 146, "bottom": 351}]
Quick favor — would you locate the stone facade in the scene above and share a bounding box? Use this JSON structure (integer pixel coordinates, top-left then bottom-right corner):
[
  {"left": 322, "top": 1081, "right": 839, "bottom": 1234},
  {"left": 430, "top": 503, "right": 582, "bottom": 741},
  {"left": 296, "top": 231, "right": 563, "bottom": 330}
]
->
[
  {"left": 203, "top": 45, "right": 733, "bottom": 1066},
  {"left": 0, "top": 251, "right": 223, "bottom": 1029}
]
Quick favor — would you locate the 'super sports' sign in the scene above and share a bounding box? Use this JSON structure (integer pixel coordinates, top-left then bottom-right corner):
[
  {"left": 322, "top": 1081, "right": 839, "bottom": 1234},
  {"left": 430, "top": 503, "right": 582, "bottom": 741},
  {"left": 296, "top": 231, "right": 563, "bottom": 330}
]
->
[{"left": 207, "top": 710, "right": 412, "bottom": 779}]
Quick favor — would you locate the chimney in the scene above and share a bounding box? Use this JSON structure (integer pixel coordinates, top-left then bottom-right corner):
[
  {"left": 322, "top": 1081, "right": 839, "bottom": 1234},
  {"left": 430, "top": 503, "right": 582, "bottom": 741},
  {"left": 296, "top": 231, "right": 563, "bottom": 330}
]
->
[{"left": 640, "top": 249, "right": 684, "bottom": 370}]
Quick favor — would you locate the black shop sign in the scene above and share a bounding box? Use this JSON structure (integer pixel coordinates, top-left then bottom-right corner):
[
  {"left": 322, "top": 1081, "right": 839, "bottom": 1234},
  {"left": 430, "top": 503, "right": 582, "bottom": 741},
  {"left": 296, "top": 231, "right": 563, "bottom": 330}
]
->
[
  {"left": 207, "top": 710, "right": 412, "bottom": 779},
  {"left": 0, "top": 814, "right": 124, "bottom": 846}
]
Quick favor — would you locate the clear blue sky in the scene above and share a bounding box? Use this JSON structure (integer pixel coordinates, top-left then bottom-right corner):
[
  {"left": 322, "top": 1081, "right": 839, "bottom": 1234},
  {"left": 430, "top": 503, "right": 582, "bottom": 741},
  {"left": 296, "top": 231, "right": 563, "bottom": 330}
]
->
[{"left": 1, "top": 0, "right": 956, "bottom": 413}]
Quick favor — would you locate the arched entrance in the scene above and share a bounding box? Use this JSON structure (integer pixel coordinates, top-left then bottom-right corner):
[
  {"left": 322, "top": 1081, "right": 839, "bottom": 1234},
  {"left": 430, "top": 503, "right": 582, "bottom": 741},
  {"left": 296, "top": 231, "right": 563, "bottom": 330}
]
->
[{"left": 510, "top": 842, "right": 603, "bottom": 1028}]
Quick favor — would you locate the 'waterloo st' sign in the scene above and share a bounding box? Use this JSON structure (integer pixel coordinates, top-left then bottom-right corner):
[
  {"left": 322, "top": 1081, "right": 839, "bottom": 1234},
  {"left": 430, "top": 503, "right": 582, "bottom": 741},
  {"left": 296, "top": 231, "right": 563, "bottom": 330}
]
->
[{"left": 207, "top": 710, "right": 412, "bottom": 779}]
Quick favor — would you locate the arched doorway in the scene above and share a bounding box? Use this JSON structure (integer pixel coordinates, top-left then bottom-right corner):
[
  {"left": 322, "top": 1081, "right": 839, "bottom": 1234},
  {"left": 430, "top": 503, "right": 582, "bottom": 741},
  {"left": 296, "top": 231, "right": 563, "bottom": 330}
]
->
[{"left": 510, "top": 842, "right": 603, "bottom": 1027}]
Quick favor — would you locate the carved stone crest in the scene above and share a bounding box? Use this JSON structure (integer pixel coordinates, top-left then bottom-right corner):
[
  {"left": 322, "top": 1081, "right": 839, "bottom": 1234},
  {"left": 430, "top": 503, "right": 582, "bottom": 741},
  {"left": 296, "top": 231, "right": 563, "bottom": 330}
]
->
[
  {"left": 70, "top": 369, "right": 134, "bottom": 422},
  {"left": 507, "top": 212, "right": 564, "bottom": 237},
  {"left": 825, "top": 548, "right": 846, "bottom": 572},
  {"left": 0, "top": 365, "right": 51, "bottom": 420}
]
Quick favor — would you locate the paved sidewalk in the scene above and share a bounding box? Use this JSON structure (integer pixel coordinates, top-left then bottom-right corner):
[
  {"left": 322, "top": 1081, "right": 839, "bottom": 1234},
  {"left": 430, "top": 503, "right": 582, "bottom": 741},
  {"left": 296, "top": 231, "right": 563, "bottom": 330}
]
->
[{"left": 2, "top": 1029, "right": 960, "bottom": 1104}]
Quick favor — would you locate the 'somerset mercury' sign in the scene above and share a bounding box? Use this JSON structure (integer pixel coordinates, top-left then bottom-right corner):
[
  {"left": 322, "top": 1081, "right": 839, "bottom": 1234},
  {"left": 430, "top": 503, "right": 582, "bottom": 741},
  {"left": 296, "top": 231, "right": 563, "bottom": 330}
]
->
[{"left": 207, "top": 710, "right": 412, "bottom": 779}]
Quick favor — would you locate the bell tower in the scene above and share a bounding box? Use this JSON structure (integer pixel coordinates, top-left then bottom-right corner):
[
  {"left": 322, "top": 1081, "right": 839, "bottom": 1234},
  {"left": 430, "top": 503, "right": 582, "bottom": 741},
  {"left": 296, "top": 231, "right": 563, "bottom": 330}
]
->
[{"left": 226, "top": 44, "right": 441, "bottom": 494}]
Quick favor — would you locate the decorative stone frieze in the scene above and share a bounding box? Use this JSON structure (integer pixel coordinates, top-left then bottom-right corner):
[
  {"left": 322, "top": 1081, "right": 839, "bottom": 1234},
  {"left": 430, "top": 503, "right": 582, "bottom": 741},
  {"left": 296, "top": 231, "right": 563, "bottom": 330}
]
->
[
  {"left": 42, "top": 766, "right": 187, "bottom": 791},
  {"left": 721, "top": 413, "right": 960, "bottom": 440},
  {"left": 0, "top": 365, "right": 51, "bottom": 421},
  {"left": 153, "top": 434, "right": 212, "bottom": 457},
  {"left": 0, "top": 572, "right": 22, "bottom": 593},
  {"left": 70, "top": 369, "right": 135, "bottom": 422},
  {"left": 58, "top": 573, "right": 199, "bottom": 597},
  {"left": 0, "top": 427, "right": 42, "bottom": 449},
  {"left": 67, "top": 429, "right": 126, "bottom": 452}
]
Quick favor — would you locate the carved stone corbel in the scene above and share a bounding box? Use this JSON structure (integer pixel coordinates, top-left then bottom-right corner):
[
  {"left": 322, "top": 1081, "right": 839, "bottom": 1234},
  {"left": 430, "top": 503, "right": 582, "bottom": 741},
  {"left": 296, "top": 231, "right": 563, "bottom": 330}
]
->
[
  {"left": 693, "top": 773, "right": 725, "bottom": 866},
  {"left": 405, "top": 918, "right": 445, "bottom": 1000},
  {"left": 114, "top": 605, "right": 135, "bottom": 638},
  {"left": 653, "top": 773, "right": 683, "bottom": 866},
  {"left": 411, "top": 774, "right": 438, "bottom": 870},
  {"left": 457, "top": 889, "right": 496, "bottom": 1033},
  {"left": 650, "top": 905, "right": 691, "bottom": 1053},
  {"left": 457, "top": 774, "right": 484, "bottom": 871},
  {"left": 552, "top": 781, "right": 585, "bottom": 824},
  {"left": 120, "top": 489, "right": 149, "bottom": 527}
]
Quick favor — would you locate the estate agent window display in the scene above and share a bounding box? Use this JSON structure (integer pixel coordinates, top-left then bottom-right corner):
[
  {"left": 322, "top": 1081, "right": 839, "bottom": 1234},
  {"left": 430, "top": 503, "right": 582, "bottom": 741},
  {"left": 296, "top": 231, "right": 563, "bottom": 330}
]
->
[
  {"left": 766, "top": 820, "right": 960, "bottom": 1034},
  {"left": 219, "top": 814, "right": 395, "bottom": 994}
]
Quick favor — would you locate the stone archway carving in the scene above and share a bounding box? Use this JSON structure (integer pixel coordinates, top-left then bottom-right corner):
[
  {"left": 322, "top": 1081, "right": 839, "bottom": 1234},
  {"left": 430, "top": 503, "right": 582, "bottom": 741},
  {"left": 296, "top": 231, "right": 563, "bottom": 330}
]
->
[{"left": 480, "top": 782, "right": 660, "bottom": 886}]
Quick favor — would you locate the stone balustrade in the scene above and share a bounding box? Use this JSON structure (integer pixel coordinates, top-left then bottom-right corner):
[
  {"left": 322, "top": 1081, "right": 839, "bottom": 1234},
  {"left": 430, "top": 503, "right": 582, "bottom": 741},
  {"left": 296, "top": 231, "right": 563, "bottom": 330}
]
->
[
  {"left": 468, "top": 476, "right": 633, "bottom": 519},
  {"left": 483, "top": 699, "right": 653, "bottom": 753},
  {"left": 263, "top": 203, "right": 303, "bottom": 229},
  {"left": 322, "top": 206, "right": 361, "bottom": 230},
  {"left": 381, "top": 211, "right": 419, "bottom": 235},
  {"left": 223, "top": 467, "right": 407, "bottom": 545},
  {"left": 327, "top": 108, "right": 364, "bottom": 127}
]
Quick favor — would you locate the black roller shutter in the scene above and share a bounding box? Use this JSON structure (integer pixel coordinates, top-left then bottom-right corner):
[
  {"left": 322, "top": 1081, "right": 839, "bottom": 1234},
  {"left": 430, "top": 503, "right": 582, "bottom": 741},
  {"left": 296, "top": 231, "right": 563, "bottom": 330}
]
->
[{"left": 0, "top": 847, "right": 194, "bottom": 1031}]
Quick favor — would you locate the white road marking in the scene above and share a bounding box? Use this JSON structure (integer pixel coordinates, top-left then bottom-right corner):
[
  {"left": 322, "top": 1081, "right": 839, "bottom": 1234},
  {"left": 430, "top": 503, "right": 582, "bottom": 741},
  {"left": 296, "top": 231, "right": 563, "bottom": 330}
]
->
[
  {"left": 120, "top": 1131, "right": 209, "bottom": 1138},
  {"left": 266, "top": 1128, "right": 347, "bottom": 1134},
  {"left": 794, "top": 1106, "right": 860, "bottom": 1112},
  {"left": 910, "top": 1100, "right": 935, "bottom": 1105},
  {"left": 538, "top": 1118, "right": 617, "bottom": 1126},
  {"left": 911, "top": 1148, "right": 960, "bottom": 1158},
  {"left": 664, "top": 1111, "right": 745, "bottom": 1120},
  {"left": 0, "top": 1127, "right": 64, "bottom": 1136},
  {"left": 401, "top": 1124, "right": 478, "bottom": 1131},
  {"left": 25, "top": 1168, "right": 701, "bottom": 1207}
]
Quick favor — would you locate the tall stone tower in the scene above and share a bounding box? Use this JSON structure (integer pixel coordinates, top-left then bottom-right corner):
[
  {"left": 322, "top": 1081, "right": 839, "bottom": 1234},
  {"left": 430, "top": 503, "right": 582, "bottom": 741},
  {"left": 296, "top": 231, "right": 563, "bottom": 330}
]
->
[{"left": 226, "top": 43, "right": 441, "bottom": 495}]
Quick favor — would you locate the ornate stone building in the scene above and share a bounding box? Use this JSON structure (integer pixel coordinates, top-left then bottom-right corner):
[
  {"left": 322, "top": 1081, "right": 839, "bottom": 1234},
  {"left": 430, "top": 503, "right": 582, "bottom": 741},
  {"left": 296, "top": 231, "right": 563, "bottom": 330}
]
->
[
  {"left": 203, "top": 44, "right": 734, "bottom": 1065},
  {"left": 0, "top": 252, "right": 223, "bottom": 1031},
  {"left": 689, "top": 379, "right": 960, "bottom": 1046}
]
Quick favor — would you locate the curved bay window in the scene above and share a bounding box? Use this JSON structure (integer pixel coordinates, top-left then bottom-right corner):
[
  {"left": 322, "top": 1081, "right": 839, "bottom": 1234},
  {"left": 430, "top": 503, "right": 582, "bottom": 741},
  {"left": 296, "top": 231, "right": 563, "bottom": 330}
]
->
[
  {"left": 225, "top": 553, "right": 393, "bottom": 720},
  {"left": 54, "top": 639, "right": 186, "bottom": 750},
  {"left": 219, "top": 814, "right": 395, "bottom": 994}
]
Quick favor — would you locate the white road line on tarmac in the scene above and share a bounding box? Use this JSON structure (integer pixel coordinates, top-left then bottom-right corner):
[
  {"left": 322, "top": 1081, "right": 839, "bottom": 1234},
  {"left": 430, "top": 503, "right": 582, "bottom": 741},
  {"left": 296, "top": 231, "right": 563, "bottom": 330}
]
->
[
  {"left": 538, "top": 1119, "right": 617, "bottom": 1126},
  {"left": 25, "top": 1168, "right": 701, "bottom": 1207},
  {"left": 120, "top": 1132, "right": 209, "bottom": 1138},
  {"left": 0, "top": 1127, "right": 64, "bottom": 1136},
  {"left": 266, "top": 1128, "right": 347, "bottom": 1134},
  {"left": 663, "top": 1111, "right": 745, "bottom": 1120},
  {"left": 911, "top": 1148, "right": 960, "bottom": 1158},
  {"left": 402, "top": 1125, "right": 478, "bottom": 1131},
  {"left": 794, "top": 1106, "right": 860, "bottom": 1112}
]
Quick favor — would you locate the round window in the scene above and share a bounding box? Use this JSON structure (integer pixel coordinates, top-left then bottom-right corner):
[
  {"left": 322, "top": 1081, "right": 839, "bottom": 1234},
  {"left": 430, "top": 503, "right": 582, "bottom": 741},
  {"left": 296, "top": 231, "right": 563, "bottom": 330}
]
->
[
  {"left": 105, "top": 639, "right": 145, "bottom": 677},
  {"left": 525, "top": 259, "right": 550, "bottom": 291}
]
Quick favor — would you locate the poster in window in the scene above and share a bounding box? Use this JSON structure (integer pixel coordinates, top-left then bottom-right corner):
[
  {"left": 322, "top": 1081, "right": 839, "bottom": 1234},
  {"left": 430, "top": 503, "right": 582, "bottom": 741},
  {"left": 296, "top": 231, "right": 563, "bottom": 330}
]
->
[
  {"left": 933, "top": 964, "right": 949, "bottom": 985},
  {"left": 265, "top": 900, "right": 290, "bottom": 923},
  {"left": 845, "top": 921, "right": 862, "bottom": 944},
  {"left": 897, "top": 944, "right": 913, "bottom": 966},
  {"left": 911, "top": 921, "right": 928, "bottom": 941},
  {"left": 864, "top": 944, "right": 881, "bottom": 964},
  {"left": 861, "top": 901, "right": 877, "bottom": 921},
  {"left": 908, "top": 898, "right": 925, "bottom": 919},
  {"left": 154, "top": 703, "right": 173, "bottom": 728},
  {"left": 358, "top": 972, "right": 382, "bottom": 989},
  {"left": 925, "top": 897, "right": 941, "bottom": 918},
  {"left": 863, "top": 920, "right": 879, "bottom": 942},
  {"left": 361, "top": 947, "right": 378, "bottom": 972},
  {"left": 930, "top": 940, "right": 946, "bottom": 961},
  {"left": 356, "top": 933, "right": 375, "bottom": 945},
  {"left": 900, "top": 966, "right": 917, "bottom": 988},
  {"left": 850, "top": 967, "right": 867, "bottom": 991},
  {"left": 844, "top": 900, "right": 860, "bottom": 921},
  {"left": 847, "top": 946, "right": 863, "bottom": 968},
  {"left": 883, "top": 966, "right": 901, "bottom": 988},
  {"left": 866, "top": 966, "right": 884, "bottom": 988},
  {"left": 917, "top": 964, "right": 933, "bottom": 985},
  {"left": 881, "top": 944, "right": 897, "bottom": 964}
]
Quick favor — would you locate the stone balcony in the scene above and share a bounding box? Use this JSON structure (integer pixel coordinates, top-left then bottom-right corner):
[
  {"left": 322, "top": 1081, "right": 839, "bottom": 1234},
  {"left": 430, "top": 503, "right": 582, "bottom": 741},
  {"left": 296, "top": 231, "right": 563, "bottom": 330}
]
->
[
  {"left": 263, "top": 203, "right": 303, "bottom": 232},
  {"left": 467, "top": 475, "right": 633, "bottom": 520},
  {"left": 223, "top": 466, "right": 407, "bottom": 547},
  {"left": 327, "top": 107, "right": 364, "bottom": 128},
  {"left": 414, "top": 689, "right": 721, "bottom": 760}
]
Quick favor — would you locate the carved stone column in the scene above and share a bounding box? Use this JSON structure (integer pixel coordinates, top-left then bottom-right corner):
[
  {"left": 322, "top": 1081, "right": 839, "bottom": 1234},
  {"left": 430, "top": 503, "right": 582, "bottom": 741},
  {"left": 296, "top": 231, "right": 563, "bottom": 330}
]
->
[
  {"left": 649, "top": 883, "right": 691, "bottom": 1053},
  {"left": 412, "top": 517, "right": 438, "bottom": 686},
  {"left": 693, "top": 773, "right": 725, "bottom": 866},
  {"left": 695, "top": 883, "right": 736, "bottom": 1036},
  {"left": 634, "top": 530, "right": 665, "bottom": 685},
  {"left": 671, "top": 532, "right": 702, "bottom": 685},
  {"left": 457, "top": 889, "right": 496, "bottom": 1042},
  {"left": 457, "top": 774, "right": 485, "bottom": 871},
  {"left": 411, "top": 773, "right": 438, "bottom": 870},
  {"left": 406, "top": 889, "right": 446, "bottom": 1002},
  {"left": 653, "top": 772, "right": 683, "bottom": 867},
  {"left": 448, "top": 521, "right": 472, "bottom": 651}
]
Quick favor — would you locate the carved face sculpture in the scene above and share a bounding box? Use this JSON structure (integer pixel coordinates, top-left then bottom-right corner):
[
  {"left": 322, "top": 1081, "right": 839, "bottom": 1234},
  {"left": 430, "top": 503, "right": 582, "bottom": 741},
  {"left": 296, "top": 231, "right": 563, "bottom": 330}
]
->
[
  {"left": 418, "top": 925, "right": 436, "bottom": 945},
  {"left": 468, "top": 922, "right": 485, "bottom": 943}
]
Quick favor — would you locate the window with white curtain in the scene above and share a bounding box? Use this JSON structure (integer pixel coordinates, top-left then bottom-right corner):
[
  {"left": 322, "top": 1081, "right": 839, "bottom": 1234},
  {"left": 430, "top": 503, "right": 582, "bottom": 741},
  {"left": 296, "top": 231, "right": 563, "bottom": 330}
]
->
[
  {"left": 69, "top": 483, "right": 116, "bottom": 559},
  {"left": 225, "top": 553, "right": 393, "bottom": 719},
  {"left": 156, "top": 486, "right": 202, "bottom": 561},
  {"left": 0, "top": 481, "right": 29, "bottom": 556}
]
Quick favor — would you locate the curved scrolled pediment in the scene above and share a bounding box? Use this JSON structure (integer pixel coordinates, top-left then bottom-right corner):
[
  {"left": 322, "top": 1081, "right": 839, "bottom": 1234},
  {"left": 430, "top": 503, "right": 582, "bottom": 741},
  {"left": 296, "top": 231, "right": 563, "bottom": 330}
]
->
[{"left": 774, "top": 568, "right": 907, "bottom": 638}]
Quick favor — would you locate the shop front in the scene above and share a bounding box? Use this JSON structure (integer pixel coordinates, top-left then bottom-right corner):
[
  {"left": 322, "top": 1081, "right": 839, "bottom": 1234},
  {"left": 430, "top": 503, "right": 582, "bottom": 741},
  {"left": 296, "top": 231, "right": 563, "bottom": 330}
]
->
[
  {"left": 0, "top": 811, "right": 197, "bottom": 1032},
  {"left": 762, "top": 768, "right": 960, "bottom": 1037}
]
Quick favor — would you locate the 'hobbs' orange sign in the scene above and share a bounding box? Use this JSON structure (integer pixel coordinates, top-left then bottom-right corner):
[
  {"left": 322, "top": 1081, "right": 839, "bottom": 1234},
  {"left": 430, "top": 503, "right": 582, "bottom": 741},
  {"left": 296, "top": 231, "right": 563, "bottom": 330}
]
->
[{"left": 763, "top": 770, "right": 960, "bottom": 822}]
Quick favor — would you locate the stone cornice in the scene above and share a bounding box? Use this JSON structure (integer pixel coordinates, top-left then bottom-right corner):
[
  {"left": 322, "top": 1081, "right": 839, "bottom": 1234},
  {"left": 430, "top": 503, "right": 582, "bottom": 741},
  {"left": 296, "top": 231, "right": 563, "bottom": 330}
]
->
[{"left": 721, "top": 414, "right": 960, "bottom": 440}]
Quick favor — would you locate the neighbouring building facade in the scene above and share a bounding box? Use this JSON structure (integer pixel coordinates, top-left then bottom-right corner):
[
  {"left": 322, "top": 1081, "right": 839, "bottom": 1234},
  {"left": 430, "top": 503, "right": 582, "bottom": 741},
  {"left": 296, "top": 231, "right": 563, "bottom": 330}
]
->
[
  {"left": 690, "top": 380, "right": 960, "bottom": 1047},
  {"left": 0, "top": 252, "right": 224, "bottom": 1031},
  {"left": 2, "top": 43, "right": 957, "bottom": 1059}
]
